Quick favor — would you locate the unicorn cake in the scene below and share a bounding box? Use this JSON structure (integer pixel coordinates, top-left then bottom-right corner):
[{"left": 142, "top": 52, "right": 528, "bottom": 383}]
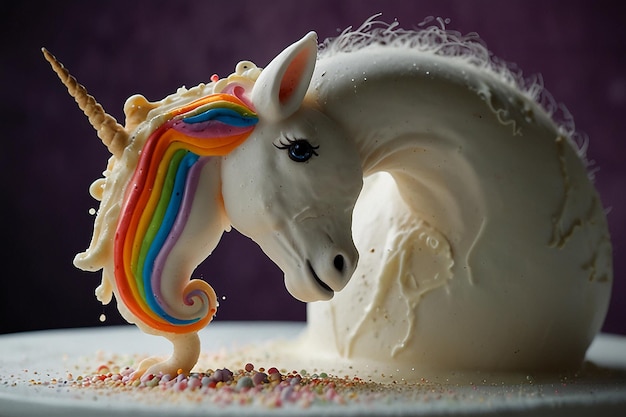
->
[{"left": 44, "top": 18, "right": 612, "bottom": 383}]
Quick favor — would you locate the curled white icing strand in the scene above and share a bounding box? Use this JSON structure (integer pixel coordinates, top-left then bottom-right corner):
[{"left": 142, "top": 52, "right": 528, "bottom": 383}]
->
[{"left": 318, "top": 17, "right": 590, "bottom": 171}]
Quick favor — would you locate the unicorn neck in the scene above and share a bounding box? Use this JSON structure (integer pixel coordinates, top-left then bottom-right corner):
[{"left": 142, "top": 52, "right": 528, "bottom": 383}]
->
[{"left": 309, "top": 47, "right": 559, "bottom": 248}]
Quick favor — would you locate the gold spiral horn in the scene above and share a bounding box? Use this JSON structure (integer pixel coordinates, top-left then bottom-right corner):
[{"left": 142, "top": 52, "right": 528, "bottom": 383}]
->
[{"left": 42, "top": 48, "right": 128, "bottom": 157}]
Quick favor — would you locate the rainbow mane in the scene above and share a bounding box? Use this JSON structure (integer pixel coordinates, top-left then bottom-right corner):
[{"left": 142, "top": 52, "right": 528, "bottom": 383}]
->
[{"left": 114, "top": 92, "right": 258, "bottom": 333}]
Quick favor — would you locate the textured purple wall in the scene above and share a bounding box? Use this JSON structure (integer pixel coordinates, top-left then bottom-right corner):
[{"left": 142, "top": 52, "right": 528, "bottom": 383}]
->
[{"left": 2, "top": 0, "right": 624, "bottom": 335}]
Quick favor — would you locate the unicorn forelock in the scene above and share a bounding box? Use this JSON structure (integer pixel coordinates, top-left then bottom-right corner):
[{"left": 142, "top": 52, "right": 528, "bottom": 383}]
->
[{"left": 131, "top": 62, "right": 262, "bottom": 128}]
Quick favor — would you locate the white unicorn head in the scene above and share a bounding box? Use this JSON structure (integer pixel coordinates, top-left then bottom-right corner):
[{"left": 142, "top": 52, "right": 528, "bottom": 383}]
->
[{"left": 223, "top": 32, "right": 362, "bottom": 301}]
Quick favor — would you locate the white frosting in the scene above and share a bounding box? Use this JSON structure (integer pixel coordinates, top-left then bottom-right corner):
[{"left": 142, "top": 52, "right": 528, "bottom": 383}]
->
[
  {"left": 63, "top": 19, "right": 612, "bottom": 381},
  {"left": 224, "top": 32, "right": 362, "bottom": 303},
  {"left": 298, "top": 26, "right": 612, "bottom": 379}
]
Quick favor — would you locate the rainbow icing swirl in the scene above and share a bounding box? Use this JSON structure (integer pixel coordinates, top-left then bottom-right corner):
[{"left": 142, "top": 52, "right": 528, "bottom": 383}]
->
[{"left": 114, "top": 91, "right": 258, "bottom": 333}]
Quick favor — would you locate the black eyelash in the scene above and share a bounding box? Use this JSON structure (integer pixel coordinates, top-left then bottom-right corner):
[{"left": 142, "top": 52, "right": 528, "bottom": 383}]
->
[
  {"left": 274, "top": 136, "right": 318, "bottom": 151},
  {"left": 274, "top": 136, "right": 319, "bottom": 162}
]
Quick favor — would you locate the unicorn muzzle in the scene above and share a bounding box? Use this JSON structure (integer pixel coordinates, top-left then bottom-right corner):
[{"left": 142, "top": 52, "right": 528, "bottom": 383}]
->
[{"left": 304, "top": 245, "right": 358, "bottom": 300}]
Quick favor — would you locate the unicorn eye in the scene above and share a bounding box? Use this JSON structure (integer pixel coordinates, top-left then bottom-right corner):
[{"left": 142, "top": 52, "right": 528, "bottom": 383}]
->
[{"left": 274, "top": 137, "right": 319, "bottom": 162}]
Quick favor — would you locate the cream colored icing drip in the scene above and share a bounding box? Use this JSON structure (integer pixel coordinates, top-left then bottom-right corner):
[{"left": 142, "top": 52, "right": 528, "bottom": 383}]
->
[
  {"left": 548, "top": 135, "right": 612, "bottom": 284},
  {"left": 340, "top": 173, "right": 454, "bottom": 359}
]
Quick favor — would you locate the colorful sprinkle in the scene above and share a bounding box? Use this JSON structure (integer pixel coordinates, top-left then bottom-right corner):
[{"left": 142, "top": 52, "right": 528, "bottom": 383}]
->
[{"left": 33, "top": 359, "right": 402, "bottom": 409}]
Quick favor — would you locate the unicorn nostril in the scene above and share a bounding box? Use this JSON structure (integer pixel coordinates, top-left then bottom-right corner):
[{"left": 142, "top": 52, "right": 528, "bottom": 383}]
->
[{"left": 333, "top": 254, "right": 345, "bottom": 273}]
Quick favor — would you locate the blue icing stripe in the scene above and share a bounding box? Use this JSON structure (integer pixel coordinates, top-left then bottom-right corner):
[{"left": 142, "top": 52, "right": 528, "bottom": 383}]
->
[
  {"left": 142, "top": 150, "right": 200, "bottom": 325},
  {"left": 183, "top": 107, "right": 257, "bottom": 127}
]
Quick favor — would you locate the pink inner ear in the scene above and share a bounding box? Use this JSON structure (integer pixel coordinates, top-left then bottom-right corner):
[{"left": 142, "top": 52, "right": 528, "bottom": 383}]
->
[{"left": 278, "top": 48, "right": 310, "bottom": 104}]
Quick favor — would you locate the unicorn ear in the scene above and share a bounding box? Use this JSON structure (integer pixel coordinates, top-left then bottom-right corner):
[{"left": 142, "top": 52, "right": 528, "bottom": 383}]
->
[{"left": 251, "top": 32, "right": 318, "bottom": 122}]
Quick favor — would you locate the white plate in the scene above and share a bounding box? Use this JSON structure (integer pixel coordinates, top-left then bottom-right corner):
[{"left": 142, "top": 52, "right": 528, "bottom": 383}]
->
[{"left": 1, "top": 323, "right": 625, "bottom": 416}]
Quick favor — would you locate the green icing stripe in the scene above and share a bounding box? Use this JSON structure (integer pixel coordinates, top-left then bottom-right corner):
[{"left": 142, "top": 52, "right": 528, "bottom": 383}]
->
[{"left": 134, "top": 148, "right": 188, "bottom": 294}]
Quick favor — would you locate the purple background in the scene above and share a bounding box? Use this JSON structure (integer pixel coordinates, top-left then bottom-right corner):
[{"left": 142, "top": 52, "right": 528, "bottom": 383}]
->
[{"left": 2, "top": 0, "right": 624, "bottom": 335}]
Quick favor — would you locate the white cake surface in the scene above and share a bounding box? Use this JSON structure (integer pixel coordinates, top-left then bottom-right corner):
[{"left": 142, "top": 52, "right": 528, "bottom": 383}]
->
[{"left": 1, "top": 323, "right": 625, "bottom": 416}]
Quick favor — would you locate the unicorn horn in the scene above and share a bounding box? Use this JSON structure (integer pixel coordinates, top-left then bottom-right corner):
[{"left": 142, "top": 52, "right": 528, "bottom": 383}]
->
[{"left": 42, "top": 48, "right": 128, "bottom": 157}]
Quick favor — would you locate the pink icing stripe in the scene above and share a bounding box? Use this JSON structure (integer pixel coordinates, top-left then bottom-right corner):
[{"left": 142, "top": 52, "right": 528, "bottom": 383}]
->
[
  {"left": 151, "top": 156, "right": 212, "bottom": 312},
  {"left": 172, "top": 120, "right": 254, "bottom": 139},
  {"left": 223, "top": 84, "right": 255, "bottom": 110}
]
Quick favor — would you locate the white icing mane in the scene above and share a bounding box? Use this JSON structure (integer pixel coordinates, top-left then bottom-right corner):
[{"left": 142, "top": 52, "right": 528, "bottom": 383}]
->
[{"left": 319, "top": 15, "right": 591, "bottom": 173}]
